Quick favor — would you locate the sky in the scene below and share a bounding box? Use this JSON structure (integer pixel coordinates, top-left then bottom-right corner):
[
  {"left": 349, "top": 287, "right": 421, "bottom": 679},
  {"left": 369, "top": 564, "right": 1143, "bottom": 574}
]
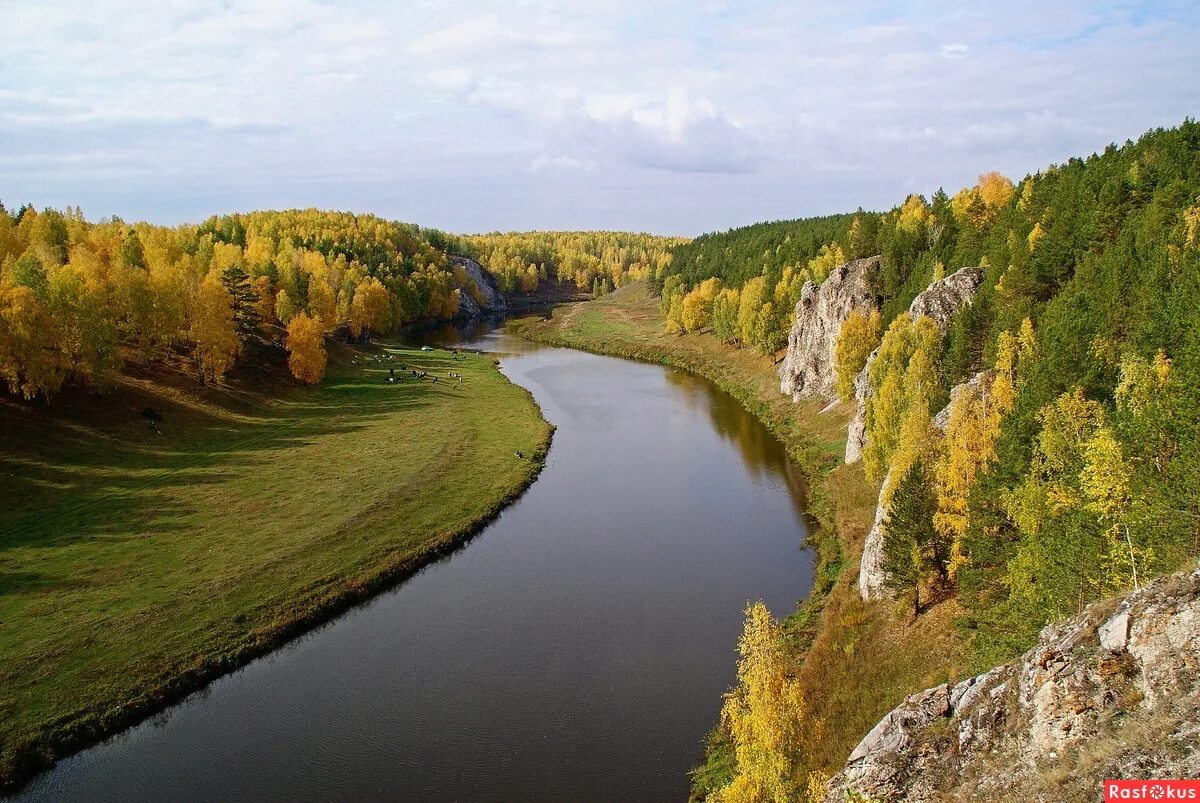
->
[{"left": 1, "top": 1, "right": 1198, "bottom": 236}]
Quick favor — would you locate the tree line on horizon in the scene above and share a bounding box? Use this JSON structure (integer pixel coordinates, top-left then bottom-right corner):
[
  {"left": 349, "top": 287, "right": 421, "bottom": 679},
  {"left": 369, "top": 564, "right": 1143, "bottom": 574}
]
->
[{"left": 459, "top": 230, "right": 683, "bottom": 295}]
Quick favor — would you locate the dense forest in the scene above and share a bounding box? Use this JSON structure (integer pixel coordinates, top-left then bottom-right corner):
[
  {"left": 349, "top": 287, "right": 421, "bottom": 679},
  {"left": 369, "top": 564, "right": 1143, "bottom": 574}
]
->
[
  {"left": 667, "top": 118, "right": 1200, "bottom": 663},
  {"left": 652, "top": 214, "right": 860, "bottom": 354},
  {"left": 0, "top": 208, "right": 472, "bottom": 396},
  {"left": 685, "top": 120, "right": 1200, "bottom": 802},
  {"left": 461, "top": 230, "right": 683, "bottom": 295},
  {"left": 0, "top": 209, "right": 681, "bottom": 400}
]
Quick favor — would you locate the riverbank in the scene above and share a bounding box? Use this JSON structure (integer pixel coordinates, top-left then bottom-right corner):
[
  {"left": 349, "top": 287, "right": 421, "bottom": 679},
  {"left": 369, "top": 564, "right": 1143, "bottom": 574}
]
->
[
  {"left": 0, "top": 340, "right": 552, "bottom": 792},
  {"left": 517, "top": 282, "right": 972, "bottom": 795}
]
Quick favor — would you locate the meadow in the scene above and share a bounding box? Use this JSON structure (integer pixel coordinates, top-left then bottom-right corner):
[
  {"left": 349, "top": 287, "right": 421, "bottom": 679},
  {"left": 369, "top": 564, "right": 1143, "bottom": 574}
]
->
[{"left": 0, "top": 340, "right": 551, "bottom": 786}]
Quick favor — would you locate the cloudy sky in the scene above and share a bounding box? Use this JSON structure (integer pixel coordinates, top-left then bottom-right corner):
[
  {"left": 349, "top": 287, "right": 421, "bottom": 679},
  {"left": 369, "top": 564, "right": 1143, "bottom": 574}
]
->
[{"left": 2, "top": 1, "right": 1198, "bottom": 235}]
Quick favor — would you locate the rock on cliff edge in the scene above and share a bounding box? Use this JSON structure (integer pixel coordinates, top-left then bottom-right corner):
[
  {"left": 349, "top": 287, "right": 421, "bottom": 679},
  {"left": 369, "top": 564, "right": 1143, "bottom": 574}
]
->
[
  {"left": 827, "top": 565, "right": 1200, "bottom": 802},
  {"left": 844, "top": 266, "right": 983, "bottom": 464},
  {"left": 450, "top": 255, "right": 508, "bottom": 318},
  {"left": 778, "top": 256, "right": 880, "bottom": 402}
]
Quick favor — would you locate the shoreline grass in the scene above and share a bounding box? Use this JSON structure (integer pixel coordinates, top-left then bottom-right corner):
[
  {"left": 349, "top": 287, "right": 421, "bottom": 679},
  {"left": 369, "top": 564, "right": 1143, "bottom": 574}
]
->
[{"left": 0, "top": 340, "right": 552, "bottom": 791}]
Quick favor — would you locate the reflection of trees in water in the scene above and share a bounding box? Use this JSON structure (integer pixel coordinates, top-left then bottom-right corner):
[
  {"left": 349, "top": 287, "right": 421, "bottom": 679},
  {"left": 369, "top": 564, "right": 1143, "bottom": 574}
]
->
[
  {"left": 663, "top": 369, "right": 811, "bottom": 523},
  {"left": 403, "top": 314, "right": 508, "bottom": 347}
]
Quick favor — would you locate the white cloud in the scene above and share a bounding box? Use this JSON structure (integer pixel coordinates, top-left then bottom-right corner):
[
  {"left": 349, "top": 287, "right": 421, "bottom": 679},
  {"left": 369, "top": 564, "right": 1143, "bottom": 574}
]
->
[
  {"left": 531, "top": 155, "right": 597, "bottom": 172},
  {"left": 0, "top": 0, "right": 1197, "bottom": 233}
]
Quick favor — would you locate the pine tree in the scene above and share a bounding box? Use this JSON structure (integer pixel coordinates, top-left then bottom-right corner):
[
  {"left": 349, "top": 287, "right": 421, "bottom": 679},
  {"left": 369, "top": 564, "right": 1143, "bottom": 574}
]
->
[{"left": 882, "top": 457, "right": 943, "bottom": 617}]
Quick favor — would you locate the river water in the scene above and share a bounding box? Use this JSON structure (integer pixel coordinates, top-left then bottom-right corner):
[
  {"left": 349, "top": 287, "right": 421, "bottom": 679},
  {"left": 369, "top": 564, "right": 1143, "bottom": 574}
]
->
[{"left": 18, "top": 321, "right": 815, "bottom": 802}]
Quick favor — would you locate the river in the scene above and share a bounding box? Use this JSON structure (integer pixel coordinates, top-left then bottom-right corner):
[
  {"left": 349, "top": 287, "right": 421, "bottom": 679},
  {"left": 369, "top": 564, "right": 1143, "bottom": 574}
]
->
[{"left": 17, "top": 321, "right": 815, "bottom": 802}]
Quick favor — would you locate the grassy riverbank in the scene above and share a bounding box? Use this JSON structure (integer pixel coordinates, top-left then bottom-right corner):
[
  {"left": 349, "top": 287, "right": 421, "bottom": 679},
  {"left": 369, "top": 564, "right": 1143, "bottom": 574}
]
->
[
  {"left": 518, "top": 282, "right": 972, "bottom": 793},
  {"left": 0, "top": 340, "right": 552, "bottom": 789}
]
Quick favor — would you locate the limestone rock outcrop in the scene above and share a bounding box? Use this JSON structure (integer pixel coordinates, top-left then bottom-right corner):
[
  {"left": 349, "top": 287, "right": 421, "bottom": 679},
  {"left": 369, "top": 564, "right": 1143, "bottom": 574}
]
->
[
  {"left": 827, "top": 566, "right": 1200, "bottom": 802},
  {"left": 450, "top": 255, "right": 508, "bottom": 318},
  {"left": 845, "top": 266, "right": 983, "bottom": 464},
  {"left": 778, "top": 256, "right": 880, "bottom": 402}
]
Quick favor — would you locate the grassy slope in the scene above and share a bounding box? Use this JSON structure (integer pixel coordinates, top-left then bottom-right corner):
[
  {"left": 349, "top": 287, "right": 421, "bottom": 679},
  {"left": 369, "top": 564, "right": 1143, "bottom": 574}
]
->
[
  {"left": 0, "top": 339, "right": 551, "bottom": 788},
  {"left": 519, "top": 283, "right": 975, "bottom": 789}
]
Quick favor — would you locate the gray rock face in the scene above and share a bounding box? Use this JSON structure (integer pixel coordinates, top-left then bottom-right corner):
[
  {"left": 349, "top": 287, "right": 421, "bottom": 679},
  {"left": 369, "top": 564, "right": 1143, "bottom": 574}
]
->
[
  {"left": 828, "top": 566, "right": 1200, "bottom": 802},
  {"left": 859, "top": 371, "right": 992, "bottom": 601},
  {"left": 845, "top": 266, "right": 984, "bottom": 464},
  {"left": 450, "top": 255, "right": 507, "bottom": 318},
  {"left": 778, "top": 256, "right": 879, "bottom": 402},
  {"left": 857, "top": 467, "right": 897, "bottom": 602}
]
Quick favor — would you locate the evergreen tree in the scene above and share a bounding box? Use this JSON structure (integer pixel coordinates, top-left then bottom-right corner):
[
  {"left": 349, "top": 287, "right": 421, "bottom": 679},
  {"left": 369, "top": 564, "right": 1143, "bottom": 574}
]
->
[{"left": 882, "top": 458, "right": 944, "bottom": 617}]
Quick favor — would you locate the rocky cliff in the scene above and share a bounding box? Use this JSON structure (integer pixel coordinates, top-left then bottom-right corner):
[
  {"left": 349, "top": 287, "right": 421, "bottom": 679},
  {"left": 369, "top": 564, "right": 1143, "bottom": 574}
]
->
[
  {"left": 450, "top": 255, "right": 508, "bottom": 318},
  {"left": 827, "top": 565, "right": 1200, "bottom": 802},
  {"left": 778, "top": 256, "right": 880, "bottom": 402},
  {"left": 845, "top": 266, "right": 984, "bottom": 464}
]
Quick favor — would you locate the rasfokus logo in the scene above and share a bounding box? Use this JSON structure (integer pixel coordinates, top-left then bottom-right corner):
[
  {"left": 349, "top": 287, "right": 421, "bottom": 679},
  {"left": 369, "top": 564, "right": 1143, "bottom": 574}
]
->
[{"left": 1106, "top": 780, "right": 1200, "bottom": 801}]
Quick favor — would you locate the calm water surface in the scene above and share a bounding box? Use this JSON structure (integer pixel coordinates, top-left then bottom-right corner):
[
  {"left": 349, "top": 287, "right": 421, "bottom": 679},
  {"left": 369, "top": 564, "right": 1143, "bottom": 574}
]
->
[{"left": 19, "top": 321, "right": 815, "bottom": 802}]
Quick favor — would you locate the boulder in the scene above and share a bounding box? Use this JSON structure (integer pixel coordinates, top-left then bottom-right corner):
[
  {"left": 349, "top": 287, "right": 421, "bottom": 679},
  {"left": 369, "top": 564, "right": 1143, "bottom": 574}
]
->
[{"left": 827, "top": 566, "right": 1200, "bottom": 801}]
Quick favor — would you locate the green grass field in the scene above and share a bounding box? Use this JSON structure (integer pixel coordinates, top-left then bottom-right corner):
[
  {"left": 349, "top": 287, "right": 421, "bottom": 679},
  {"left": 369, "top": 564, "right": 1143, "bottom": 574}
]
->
[{"left": 0, "top": 340, "right": 551, "bottom": 787}]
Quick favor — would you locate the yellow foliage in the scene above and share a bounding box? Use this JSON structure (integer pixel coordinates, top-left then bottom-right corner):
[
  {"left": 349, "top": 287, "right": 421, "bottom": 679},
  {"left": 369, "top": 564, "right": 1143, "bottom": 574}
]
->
[
  {"left": 1183, "top": 201, "right": 1200, "bottom": 247},
  {"left": 932, "top": 323, "right": 1034, "bottom": 578},
  {"left": 191, "top": 274, "right": 240, "bottom": 382},
  {"left": 274, "top": 288, "right": 297, "bottom": 324},
  {"left": 806, "top": 242, "right": 845, "bottom": 284},
  {"left": 715, "top": 602, "right": 821, "bottom": 803},
  {"left": 833, "top": 308, "right": 880, "bottom": 402},
  {"left": 977, "top": 171, "right": 1015, "bottom": 210},
  {"left": 950, "top": 172, "right": 1015, "bottom": 227},
  {"left": 306, "top": 276, "right": 338, "bottom": 333},
  {"left": 681, "top": 278, "right": 723, "bottom": 333},
  {"left": 1027, "top": 222, "right": 1045, "bottom": 252},
  {"left": 863, "top": 313, "right": 942, "bottom": 484},
  {"left": 285, "top": 311, "right": 327, "bottom": 385},
  {"left": 895, "top": 194, "right": 931, "bottom": 235},
  {"left": 349, "top": 277, "right": 390, "bottom": 339},
  {"left": 0, "top": 285, "right": 66, "bottom": 399}
]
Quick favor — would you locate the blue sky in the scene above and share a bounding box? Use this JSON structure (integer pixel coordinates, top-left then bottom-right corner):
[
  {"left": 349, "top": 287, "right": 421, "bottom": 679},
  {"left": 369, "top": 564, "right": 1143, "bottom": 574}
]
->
[{"left": 1, "top": 0, "right": 1197, "bottom": 235}]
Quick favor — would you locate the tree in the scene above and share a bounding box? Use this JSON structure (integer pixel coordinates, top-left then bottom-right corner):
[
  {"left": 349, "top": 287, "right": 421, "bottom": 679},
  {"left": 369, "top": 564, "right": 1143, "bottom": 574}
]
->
[
  {"left": 220, "top": 265, "right": 260, "bottom": 337},
  {"left": 117, "top": 229, "right": 147, "bottom": 271},
  {"left": 882, "top": 457, "right": 944, "bottom": 617},
  {"left": 348, "top": 277, "right": 390, "bottom": 340},
  {"left": 274, "top": 288, "right": 298, "bottom": 325},
  {"left": 934, "top": 322, "right": 1034, "bottom": 578},
  {"left": 736, "top": 276, "right": 766, "bottom": 346},
  {"left": 863, "top": 314, "right": 944, "bottom": 484},
  {"left": 306, "top": 275, "right": 337, "bottom": 333},
  {"left": 711, "top": 288, "right": 741, "bottom": 343},
  {"left": 681, "top": 277, "right": 722, "bottom": 332},
  {"left": 9, "top": 253, "right": 48, "bottom": 300},
  {"left": 716, "top": 602, "right": 822, "bottom": 803},
  {"left": 191, "top": 274, "right": 240, "bottom": 382},
  {"left": 285, "top": 312, "right": 326, "bottom": 385},
  {"left": 833, "top": 308, "right": 880, "bottom": 401},
  {"left": 0, "top": 284, "right": 66, "bottom": 399}
]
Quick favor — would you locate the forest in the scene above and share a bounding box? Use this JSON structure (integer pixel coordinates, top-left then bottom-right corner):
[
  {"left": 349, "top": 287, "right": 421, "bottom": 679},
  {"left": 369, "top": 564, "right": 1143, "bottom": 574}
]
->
[
  {"left": 656, "top": 121, "right": 1200, "bottom": 665},
  {"left": 461, "top": 230, "right": 684, "bottom": 295},
  {"left": 0, "top": 208, "right": 679, "bottom": 400}
]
